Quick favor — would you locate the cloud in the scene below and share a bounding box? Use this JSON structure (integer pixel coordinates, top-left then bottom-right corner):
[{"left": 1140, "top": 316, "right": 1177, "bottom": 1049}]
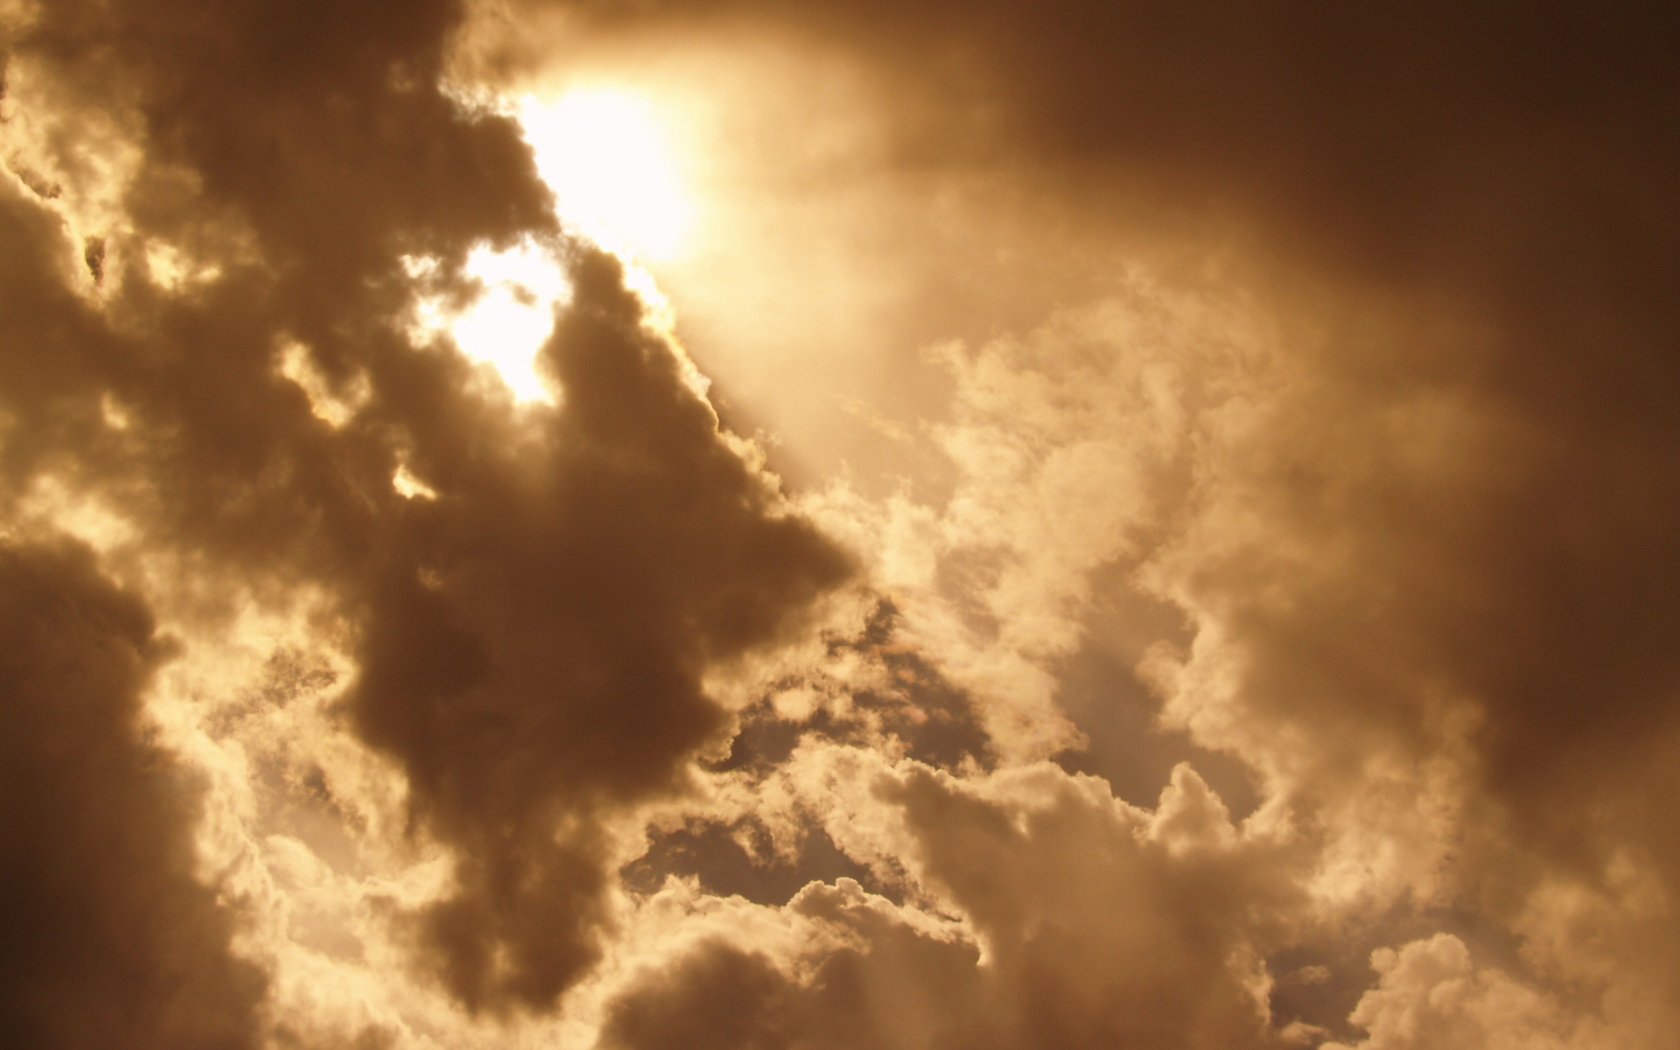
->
[
  {"left": 350, "top": 249, "right": 851, "bottom": 1011},
  {"left": 0, "top": 539, "right": 267, "bottom": 1050},
  {"left": 6, "top": 0, "right": 1680, "bottom": 1047},
  {"left": 5, "top": 0, "right": 850, "bottom": 1023},
  {"left": 504, "top": 4, "right": 1680, "bottom": 1040},
  {"left": 1323, "top": 935, "right": 1589, "bottom": 1050},
  {"left": 598, "top": 748, "right": 1309, "bottom": 1050}
]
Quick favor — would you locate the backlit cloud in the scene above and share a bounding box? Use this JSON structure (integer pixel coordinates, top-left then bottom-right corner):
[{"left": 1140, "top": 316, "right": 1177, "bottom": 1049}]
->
[{"left": 3, "top": 1, "right": 1677, "bottom": 1048}]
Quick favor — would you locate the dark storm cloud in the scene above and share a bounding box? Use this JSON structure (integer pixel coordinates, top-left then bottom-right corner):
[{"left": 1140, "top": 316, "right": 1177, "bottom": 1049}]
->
[
  {"left": 598, "top": 941, "right": 803, "bottom": 1050},
  {"left": 6, "top": 0, "right": 849, "bottom": 1020},
  {"left": 0, "top": 540, "right": 267, "bottom": 1050},
  {"left": 354, "top": 250, "right": 849, "bottom": 1011}
]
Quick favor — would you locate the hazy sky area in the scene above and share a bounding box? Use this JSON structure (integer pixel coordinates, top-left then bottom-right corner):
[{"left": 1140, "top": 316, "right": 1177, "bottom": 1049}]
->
[{"left": 3, "top": 2, "right": 1679, "bottom": 1048}]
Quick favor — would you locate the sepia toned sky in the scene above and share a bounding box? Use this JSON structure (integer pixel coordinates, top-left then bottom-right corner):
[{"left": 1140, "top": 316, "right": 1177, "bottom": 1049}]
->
[{"left": 3, "top": 2, "right": 1678, "bottom": 1048}]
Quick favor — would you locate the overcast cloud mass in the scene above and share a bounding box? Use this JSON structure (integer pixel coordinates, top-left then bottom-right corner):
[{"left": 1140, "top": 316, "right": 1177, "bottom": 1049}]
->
[{"left": 3, "top": 1, "right": 1678, "bottom": 1048}]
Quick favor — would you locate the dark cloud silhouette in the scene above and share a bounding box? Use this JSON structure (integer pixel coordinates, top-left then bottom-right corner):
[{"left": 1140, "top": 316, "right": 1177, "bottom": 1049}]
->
[
  {"left": 352, "top": 249, "right": 850, "bottom": 1010},
  {"left": 599, "top": 942, "right": 795, "bottom": 1050},
  {"left": 5, "top": 0, "right": 850, "bottom": 1019},
  {"left": 0, "top": 540, "right": 267, "bottom": 1050}
]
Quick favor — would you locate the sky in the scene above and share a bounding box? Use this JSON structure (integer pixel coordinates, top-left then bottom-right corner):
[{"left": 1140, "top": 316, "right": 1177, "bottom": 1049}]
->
[{"left": 3, "top": 2, "right": 1679, "bottom": 1048}]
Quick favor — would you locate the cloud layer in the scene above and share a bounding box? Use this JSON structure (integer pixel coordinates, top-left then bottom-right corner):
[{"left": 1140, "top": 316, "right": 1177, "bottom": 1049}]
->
[{"left": 4, "top": 1, "right": 1678, "bottom": 1048}]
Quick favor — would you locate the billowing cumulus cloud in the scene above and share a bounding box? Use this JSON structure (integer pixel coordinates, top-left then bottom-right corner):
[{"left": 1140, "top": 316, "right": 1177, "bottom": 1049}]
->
[
  {"left": 597, "top": 748, "right": 1308, "bottom": 1050},
  {"left": 4, "top": 0, "right": 1679, "bottom": 1048}
]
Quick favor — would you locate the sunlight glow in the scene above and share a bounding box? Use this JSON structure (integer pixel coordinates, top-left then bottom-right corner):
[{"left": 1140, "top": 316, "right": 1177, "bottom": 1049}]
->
[
  {"left": 518, "top": 88, "right": 693, "bottom": 262},
  {"left": 406, "top": 239, "right": 570, "bottom": 404},
  {"left": 391, "top": 462, "right": 438, "bottom": 500}
]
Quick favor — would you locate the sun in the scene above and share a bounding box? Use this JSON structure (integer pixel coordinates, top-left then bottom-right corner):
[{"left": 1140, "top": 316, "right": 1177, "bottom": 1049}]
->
[{"left": 517, "top": 87, "right": 693, "bottom": 264}]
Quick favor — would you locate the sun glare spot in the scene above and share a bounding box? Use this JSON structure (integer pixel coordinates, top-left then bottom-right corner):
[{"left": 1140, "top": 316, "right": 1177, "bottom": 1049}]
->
[
  {"left": 518, "top": 88, "right": 693, "bottom": 263},
  {"left": 406, "top": 238, "right": 569, "bottom": 405}
]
